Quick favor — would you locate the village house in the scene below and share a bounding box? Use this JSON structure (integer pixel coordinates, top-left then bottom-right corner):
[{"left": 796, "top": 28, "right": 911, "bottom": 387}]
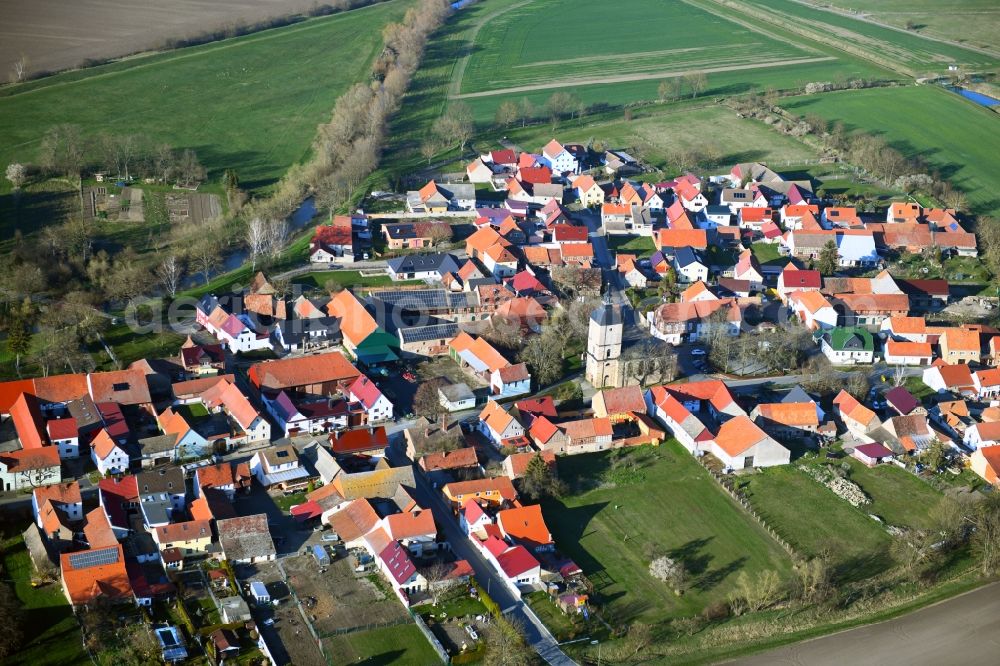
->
[
  {"left": 884, "top": 339, "right": 934, "bottom": 366},
  {"left": 789, "top": 290, "right": 838, "bottom": 331},
  {"left": 249, "top": 444, "right": 311, "bottom": 490},
  {"left": 381, "top": 221, "right": 453, "bottom": 250},
  {"left": 216, "top": 514, "right": 276, "bottom": 564},
  {"left": 33, "top": 482, "right": 84, "bottom": 550},
  {"left": 750, "top": 402, "right": 821, "bottom": 442},
  {"left": 922, "top": 362, "right": 976, "bottom": 397},
  {"left": 477, "top": 401, "right": 526, "bottom": 449},
  {"left": 939, "top": 327, "right": 981, "bottom": 365},
  {"left": 971, "top": 446, "right": 1000, "bottom": 486},
  {"left": 821, "top": 327, "right": 875, "bottom": 365},
  {"left": 833, "top": 390, "right": 880, "bottom": 439},
  {"left": 387, "top": 253, "right": 460, "bottom": 282},
  {"left": 777, "top": 266, "right": 821, "bottom": 303},
  {"left": 442, "top": 476, "right": 518, "bottom": 509}
]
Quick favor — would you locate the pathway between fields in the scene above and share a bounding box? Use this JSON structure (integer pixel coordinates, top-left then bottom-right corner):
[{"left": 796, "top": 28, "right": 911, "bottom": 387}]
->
[
  {"left": 449, "top": 56, "right": 835, "bottom": 99},
  {"left": 727, "top": 582, "right": 1000, "bottom": 665}
]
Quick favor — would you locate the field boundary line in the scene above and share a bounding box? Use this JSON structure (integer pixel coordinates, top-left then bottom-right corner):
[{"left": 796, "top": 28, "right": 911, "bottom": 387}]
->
[
  {"left": 448, "top": 0, "right": 537, "bottom": 99},
  {"left": 449, "top": 56, "right": 835, "bottom": 99},
  {"left": 0, "top": 0, "right": 408, "bottom": 101},
  {"left": 676, "top": 0, "right": 824, "bottom": 57}
]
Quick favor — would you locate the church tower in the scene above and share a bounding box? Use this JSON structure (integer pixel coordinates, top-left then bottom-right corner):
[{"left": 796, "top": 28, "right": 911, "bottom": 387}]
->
[{"left": 586, "top": 295, "right": 623, "bottom": 388}]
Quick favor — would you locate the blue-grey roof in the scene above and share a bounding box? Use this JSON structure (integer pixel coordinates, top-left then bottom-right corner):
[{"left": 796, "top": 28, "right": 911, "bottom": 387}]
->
[{"left": 674, "top": 246, "right": 702, "bottom": 268}]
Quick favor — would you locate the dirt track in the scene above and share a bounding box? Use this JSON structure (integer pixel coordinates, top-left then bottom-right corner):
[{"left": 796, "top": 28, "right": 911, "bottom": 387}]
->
[
  {"left": 449, "top": 56, "right": 836, "bottom": 99},
  {"left": 0, "top": 0, "right": 336, "bottom": 77}
]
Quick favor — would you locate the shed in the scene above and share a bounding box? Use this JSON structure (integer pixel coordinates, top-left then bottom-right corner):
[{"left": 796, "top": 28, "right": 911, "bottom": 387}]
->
[
  {"left": 249, "top": 581, "right": 270, "bottom": 603},
  {"left": 311, "top": 544, "right": 330, "bottom": 566},
  {"left": 853, "top": 443, "right": 895, "bottom": 467}
]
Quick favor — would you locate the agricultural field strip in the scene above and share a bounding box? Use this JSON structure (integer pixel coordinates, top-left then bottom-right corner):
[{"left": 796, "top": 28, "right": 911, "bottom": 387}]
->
[
  {"left": 451, "top": 56, "right": 836, "bottom": 99},
  {"left": 743, "top": 0, "right": 1000, "bottom": 68},
  {"left": 788, "top": 0, "right": 1000, "bottom": 59},
  {"left": 455, "top": 0, "right": 827, "bottom": 96}
]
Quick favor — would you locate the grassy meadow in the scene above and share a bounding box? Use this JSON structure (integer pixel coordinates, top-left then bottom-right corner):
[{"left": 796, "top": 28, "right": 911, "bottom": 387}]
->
[
  {"left": 764, "top": 0, "right": 1000, "bottom": 66},
  {"left": 782, "top": 85, "right": 1000, "bottom": 216},
  {"left": 0, "top": 0, "right": 413, "bottom": 195},
  {"left": 539, "top": 443, "right": 794, "bottom": 622}
]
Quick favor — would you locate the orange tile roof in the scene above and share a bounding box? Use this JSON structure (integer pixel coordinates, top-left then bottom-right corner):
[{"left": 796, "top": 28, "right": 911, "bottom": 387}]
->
[
  {"left": 91, "top": 428, "right": 123, "bottom": 459},
  {"left": 34, "top": 481, "right": 82, "bottom": 507},
  {"left": 327, "top": 498, "right": 380, "bottom": 542},
  {"left": 87, "top": 367, "right": 151, "bottom": 405},
  {"left": 943, "top": 327, "right": 980, "bottom": 352},
  {"left": 60, "top": 544, "right": 131, "bottom": 606},
  {"left": 497, "top": 504, "right": 551, "bottom": 549},
  {"left": 505, "top": 450, "right": 555, "bottom": 478},
  {"left": 976, "top": 368, "right": 1000, "bottom": 387},
  {"left": 656, "top": 228, "right": 707, "bottom": 250},
  {"left": 0, "top": 446, "right": 60, "bottom": 472},
  {"left": 444, "top": 477, "right": 517, "bottom": 502},
  {"left": 326, "top": 290, "right": 379, "bottom": 348},
  {"left": 83, "top": 506, "right": 119, "bottom": 549},
  {"left": 155, "top": 519, "right": 211, "bottom": 545},
  {"left": 420, "top": 447, "right": 480, "bottom": 471},
  {"left": 888, "top": 316, "right": 927, "bottom": 335},
  {"left": 886, "top": 340, "right": 933, "bottom": 357},
  {"left": 11, "top": 392, "right": 47, "bottom": 449},
  {"left": 833, "top": 390, "right": 876, "bottom": 426},
  {"left": 480, "top": 400, "right": 518, "bottom": 435},
  {"left": 201, "top": 378, "right": 259, "bottom": 430},
  {"left": 562, "top": 417, "right": 613, "bottom": 440},
  {"left": 714, "top": 416, "right": 769, "bottom": 456},
  {"left": 0, "top": 379, "right": 34, "bottom": 414},
  {"left": 249, "top": 350, "right": 360, "bottom": 392},
  {"left": 755, "top": 402, "right": 818, "bottom": 427},
  {"left": 197, "top": 462, "right": 238, "bottom": 489},
  {"left": 976, "top": 446, "right": 1000, "bottom": 484},
  {"left": 790, "top": 289, "right": 832, "bottom": 315},
  {"left": 595, "top": 386, "right": 646, "bottom": 415},
  {"left": 32, "top": 374, "right": 88, "bottom": 403},
  {"left": 385, "top": 510, "right": 436, "bottom": 540}
]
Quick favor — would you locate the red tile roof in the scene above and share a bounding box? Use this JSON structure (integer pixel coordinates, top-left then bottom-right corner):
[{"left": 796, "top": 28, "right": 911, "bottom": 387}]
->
[
  {"left": 496, "top": 545, "right": 539, "bottom": 578},
  {"left": 330, "top": 427, "right": 388, "bottom": 455},
  {"left": 249, "top": 351, "right": 360, "bottom": 392},
  {"left": 60, "top": 544, "right": 131, "bottom": 606}
]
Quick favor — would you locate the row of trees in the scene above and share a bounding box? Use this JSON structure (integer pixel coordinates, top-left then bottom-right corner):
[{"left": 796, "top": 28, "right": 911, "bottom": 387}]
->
[
  {"left": 657, "top": 71, "right": 708, "bottom": 102},
  {"left": 493, "top": 91, "right": 587, "bottom": 131},
  {"left": 28, "top": 124, "right": 206, "bottom": 184},
  {"left": 309, "top": 0, "right": 452, "bottom": 215}
]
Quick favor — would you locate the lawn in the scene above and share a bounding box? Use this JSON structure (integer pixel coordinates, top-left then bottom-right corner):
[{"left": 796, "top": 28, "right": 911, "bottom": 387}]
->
[
  {"left": 782, "top": 86, "right": 1000, "bottom": 216},
  {"left": 540, "top": 443, "right": 794, "bottom": 623},
  {"left": 290, "top": 270, "right": 422, "bottom": 291},
  {"left": 274, "top": 491, "right": 308, "bottom": 512},
  {"left": 320, "top": 623, "right": 441, "bottom": 665},
  {"left": 741, "top": 465, "right": 893, "bottom": 580},
  {"left": 743, "top": 0, "right": 1000, "bottom": 72},
  {"left": 807, "top": 0, "right": 1000, "bottom": 53},
  {"left": 751, "top": 242, "right": 785, "bottom": 268},
  {"left": 1, "top": 536, "right": 89, "bottom": 666},
  {"left": 0, "top": 0, "right": 413, "bottom": 197},
  {"left": 841, "top": 458, "right": 946, "bottom": 530},
  {"left": 607, "top": 235, "right": 656, "bottom": 258},
  {"left": 502, "top": 104, "right": 820, "bottom": 175}
]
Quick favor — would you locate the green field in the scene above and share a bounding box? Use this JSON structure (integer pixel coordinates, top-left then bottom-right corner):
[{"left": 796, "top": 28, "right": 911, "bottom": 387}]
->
[
  {"left": 2, "top": 536, "right": 88, "bottom": 666},
  {"left": 782, "top": 85, "right": 1000, "bottom": 215},
  {"left": 320, "top": 623, "right": 441, "bottom": 664},
  {"left": 805, "top": 0, "right": 1000, "bottom": 52},
  {"left": 742, "top": 465, "right": 893, "bottom": 580},
  {"left": 753, "top": 0, "right": 1000, "bottom": 70},
  {"left": 448, "top": 0, "right": 896, "bottom": 114},
  {"left": 458, "top": 0, "right": 822, "bottom": 94},
  {"left": 0, "top": 0, "right": 412, "bottom": 195},
  {"left": 540, "top": 443, "right": 794, "bottom": 622}
]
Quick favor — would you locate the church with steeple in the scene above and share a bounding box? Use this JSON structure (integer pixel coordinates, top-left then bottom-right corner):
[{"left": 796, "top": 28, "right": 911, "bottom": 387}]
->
[{"left": 586, "top": 295, "right": 624, "bottom": 388}]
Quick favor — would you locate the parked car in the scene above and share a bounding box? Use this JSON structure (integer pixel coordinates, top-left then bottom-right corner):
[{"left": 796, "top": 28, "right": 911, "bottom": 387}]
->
[
  {"left": 321, "top": 533, "right": 339, "bottom": 542},
  {"left": 464, "top": 625, "right": 479, "bottom": 641},
  {"left": 262, "top": 618, "right": 275, "bottom": 627},
  {"left": 691, "top": 348, "right": 707, "bottom": 356},
  {"left": 403, "top": 371, "right": 417, "bottom": 382}
]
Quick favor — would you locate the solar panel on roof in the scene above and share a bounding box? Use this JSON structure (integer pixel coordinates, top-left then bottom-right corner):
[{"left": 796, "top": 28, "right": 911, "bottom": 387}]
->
[
  {"left": 371, "top": 289, "right": 450, "bottom": 309},
  {"left": 400, "top": 323, "right": 459, "bottom": 343},
  {"left": 68, "top": 546, "right": 119, "bottom": 569}
]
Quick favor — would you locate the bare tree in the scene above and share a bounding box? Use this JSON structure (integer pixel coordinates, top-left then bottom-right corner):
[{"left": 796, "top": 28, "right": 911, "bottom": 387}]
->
[
  {"left": 484, "top": 616, "right": 533, "bottom": 666},
  {"left": 38, "top": 124, "right": 87, "bottom": 177},
  {"left": 5, "top": 163, "right": 26, "bottom": 190},
  {"left": 245, "top": 217, "right": 269, "bottom": 271},
  {"left": 156, "top": 256, "right": 183, "bottom": 298},
  {"left": 265, "top": 217, "right": 289, "bottom": 259},
  {"left": 423, "top": 562, "right": 458, "bottom": 605},
  {"left": 189, "top": 237, "right": 221, "bottom": 285},
  {"left": 519, "top": 333, "right": 563, "bottom": 386},
  {"left": 174, "top": 148, "right": 206, "bottom": 185},
  {"left": 419, "top": 138, "right": 440, "bottom": 165},
  {"left": 495, "top": 100, "right": 519, "bottom": 128},
  {"left": 517, "top": 98, "right": 535, "bottom": 127},
  {"left": 9, "top": 54, "right": 28, "bottom": 83},
  {"left": 683, "top": 71, "right": 708, "bottom": 98}
]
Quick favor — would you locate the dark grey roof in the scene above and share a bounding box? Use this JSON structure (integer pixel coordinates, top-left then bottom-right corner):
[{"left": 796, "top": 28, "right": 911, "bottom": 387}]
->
[
  {"left": 781, "top": 385, "right": 815, "bottom": 404},
  {"left": 674, "top": 246, "right": 702, "bottom": 268},
  {"left": 386, "top": 253, "right": 459, "bottom": 275},
  {"left": 591, "top": 303, "right": 622, "bottom": 327},
  {"left": 137, "top": 468, "right": 185, "bottom": 495},
  {"left": 370, "top": 288, "right": 473, "bottom": 311}
]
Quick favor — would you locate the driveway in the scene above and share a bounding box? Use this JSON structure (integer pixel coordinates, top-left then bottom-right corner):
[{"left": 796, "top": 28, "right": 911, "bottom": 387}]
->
[{"left": 727, "top": 582, "right": 1000, "bottom": 666}]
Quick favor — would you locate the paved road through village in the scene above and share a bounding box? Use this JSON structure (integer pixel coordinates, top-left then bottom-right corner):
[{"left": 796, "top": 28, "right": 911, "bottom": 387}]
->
[{"left": 728, "top": 582, "right": 1000, "bottom": 665}]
